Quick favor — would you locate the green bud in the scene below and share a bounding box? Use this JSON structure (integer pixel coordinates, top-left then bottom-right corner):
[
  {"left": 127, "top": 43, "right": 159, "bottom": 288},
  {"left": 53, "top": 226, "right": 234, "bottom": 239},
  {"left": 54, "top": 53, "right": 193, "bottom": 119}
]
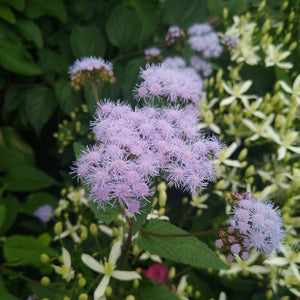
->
[
  {"left": 41, "top": 276, "right": 50, "bottom": 286},
  {"left": 240, "top": 161, "right": 248, "bottom": 168},
  {"left": 40, "top": 253, "right": 50, "bottom": 263},
  {"left": 158, "top": 207, "right": 165, "bottom": 217},
  {"left": 126, "top": 296, "right": 135, "bottom": 300},
  {"left": 288, "top": 41, "right": 297, "bottom": 51},
  {"left": 168, "top": 266, "right": 176, "bottom": 280},
  {"left": 78, "top": 294, "right": 88, "bottom": 300},
  {"left": 63, "top": 297, "right": 71, "bottom": 300},
  {"left": 90, "top": 223, "right": 98, "bottom": 236},
  {"left": 54, "top": 221, "right": 63, "bottom": 236},
  {"left": 238, "top": 148, "right": 248, "bottom": 161},
  {"left": 223, "top": 7, "right": 228, "bottom": 19},
  {"left": 262, "top": 19, "right": 271, "bottom": 33},
  {"left": 78, "top": 277, "right": 86, "bottom": 288},
  {"left": 105, "top": 286, "right": 113, "bottom": 296},
  {"left": 283, "top": 32, "right": 292, "bottom": 44},
  {"left": 159, "top": 190, "right": 167, "bottom": 207},
  {"left": 133, "top": 278, "right": 140, "bottom": 288},
  {"left": 288, "top": 11, "right": 295, "bottom": 22},
  {"left": 281, "top": 0, "right": 288, "bottom": 11}
]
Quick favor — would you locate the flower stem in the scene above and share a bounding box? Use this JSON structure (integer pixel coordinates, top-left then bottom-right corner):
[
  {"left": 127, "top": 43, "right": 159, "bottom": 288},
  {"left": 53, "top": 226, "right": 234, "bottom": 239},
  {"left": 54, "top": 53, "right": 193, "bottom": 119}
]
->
[{"left": 91, "top": 84, "right": 100, "bottom": 105}]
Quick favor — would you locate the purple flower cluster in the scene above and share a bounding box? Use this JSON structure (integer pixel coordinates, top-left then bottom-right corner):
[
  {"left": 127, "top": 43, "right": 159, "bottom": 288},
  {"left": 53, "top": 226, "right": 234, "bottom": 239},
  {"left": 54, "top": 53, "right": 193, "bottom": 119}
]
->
[
  {"left": 187, "top": 24, "right": 222, "bottom": 59},
  {"left": 165, "top": 26, "right": 185, "bottom": 45},
  {"left": 216, "top": 192, "right": 285, "bottom": 261},
  {"left": 72, "top": 101, "right": 222, "bottom": 216},
  {"left": 69, "top": 56, "right": 116, "bottom": 90},
  {"left": 190, "top": 55, "right": 213, "bottom": 77},
  {"left": 144, "top": 47, "right": 162, "bottom": 62},
  {"left": 134, "top": 63, "right": 203, "bottom": 104},
  {"left": 223, "top": 35, "right": 238, "bottom": 50}
]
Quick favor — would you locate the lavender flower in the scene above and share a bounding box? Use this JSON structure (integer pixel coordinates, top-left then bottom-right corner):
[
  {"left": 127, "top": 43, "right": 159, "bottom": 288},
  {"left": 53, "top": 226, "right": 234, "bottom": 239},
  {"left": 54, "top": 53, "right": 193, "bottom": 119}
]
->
[
  {"left": 134, "top": 63, "right": 203, "bottom": 104},
  {"left": 216, "top": 192, "right": 285, "bottom": 261},
  {"left": 165, "top": 26, "right": 185, "bottom": 45},
  {"left": 187, "top": 23, "right": 222, "bottom": 59},
  {"left": 190, "top": 55, "right": 213, "bottom": 77},
  {"left": 144, "top": 47, "right": 162, "bottom": 62},
  {"left": 33, "top": 205, "right": 55, "bottom": 223},
  {"left": 69, "top": 56, "right": 116, "bottom": 90},
  {"left": 72, "top": 101, "right": 222, "bottom": 216}
]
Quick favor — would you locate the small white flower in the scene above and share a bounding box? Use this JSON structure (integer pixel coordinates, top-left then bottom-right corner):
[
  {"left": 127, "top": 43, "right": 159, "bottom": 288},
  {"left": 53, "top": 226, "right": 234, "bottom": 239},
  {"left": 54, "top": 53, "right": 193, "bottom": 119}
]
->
[
  {"left": 67, "top": 187, "right": 89, "bottom": 206},
  {"left": 220, "top": 80, "right": 253, "bottom": 107},
  {"left": 279, "top": 74, "right": 300, "bottom": 104},
  {"left": 81, "top": 241, "right": 141, "bottom": 300},
  {"left": 265, "top": 43, "right": 293, "bottom": 69},
  {"left": 53, "top": 219, "right": 81, "bottom": 243},
  {"left": 52, "top": 247, "right": 75, "bottom": 282}
]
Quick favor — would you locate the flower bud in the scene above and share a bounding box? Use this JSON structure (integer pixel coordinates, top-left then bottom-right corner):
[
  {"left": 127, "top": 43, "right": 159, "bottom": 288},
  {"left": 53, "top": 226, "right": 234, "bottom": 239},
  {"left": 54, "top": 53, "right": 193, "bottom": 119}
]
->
[
  {"left": 275, "top": 23, "right": 284, "bottom": 35},
  {"left": 126, "top": 296, "right": 135, "bottom": 300},
  {"left": 158, "top": 207, "right": 165, "bottom": 217},
  {"left": 288, "top": 11, "right": 295, "bottom": 22},
  {"left": 40, "top": 253, "right": 50, "bottom": 263},
  {"left": 41, "top": 276, "right": 50, "bottom": 286},
  {"left": 288, "top": 41, "right": 297, "bottom": 51},
  {"left": 157, "top": 181, "right": 167, "bottom": 192},
  {"left": 78, "top": 294, "right": 88, "bottom": 300},
  {"left": 78, "top": 277, "right": 86, "bottom": 288},
  {"left": 283, "top": 32, "right": 291, "bottom": 44},
  {"left": 238, "top": 148, "right": 248, "bottom": 161},
  {"left": 195, "top": 290, "right": 201, "bottom": 298},
  {"left": 105, "top": 286, "right": 113, "bottom": 296},
  {"left": 281, "top": 0, "right": 288, "bottom": 11},
  {"left": 258, "top": 1, "right": 266, "bottom": 12},
  {"left": 159, "top": 190, "right": 167, "bottom": 207},
  {"left": 54, "top": 221, "right": 63, "bottom": 236},
  {"left": 168, "top": 266, "right": 176, "bottom": 280},
  {"left": 223, "top": 8, "right": 228, "bottom": 19},
  {"left": 133, "top": 278, "right": 140, "bottom": 288},
  {"left": 89, "top": 223, "right": 98, "bottom": 236},
  {"left": 63, "top": 297, "right": 71, "bottom": 300}
]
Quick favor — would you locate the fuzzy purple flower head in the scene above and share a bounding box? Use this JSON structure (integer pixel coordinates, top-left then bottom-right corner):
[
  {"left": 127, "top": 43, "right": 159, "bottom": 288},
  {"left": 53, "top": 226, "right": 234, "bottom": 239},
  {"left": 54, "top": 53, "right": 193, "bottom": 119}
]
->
[
  {"left": 69, "top": 56, "right": 116, "bottom": 90},
  {"left": 134, "top": 63, "right": 203, "bottom": 104},
  {"left": 165, "top": 25, "right": 185, "bottom": 45},
  {"left": 72, "top": 101, "right": 222, "bottom": 217},
  {"left": 216, "top": 191, "right": 285, "bottom": 261}
]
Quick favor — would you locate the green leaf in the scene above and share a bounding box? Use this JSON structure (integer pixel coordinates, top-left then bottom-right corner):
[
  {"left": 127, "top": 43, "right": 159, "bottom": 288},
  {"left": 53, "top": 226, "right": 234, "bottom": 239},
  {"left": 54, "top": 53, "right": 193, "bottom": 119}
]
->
[
  {"left": 132, "top": 198, "right": 153, "bottom": 235},
  {"left": 0, "top": 4, "right": 16, "bottom": 24},
  {"left": 122, "top": 58, "right": 145, "bottom": 101},
  {"left": 0, "top": 195, "right": 19, "bottom": 236},
  {"left": 106, "top": 5, "right": 142, "bottom": 52},
  {"left": 73, "top": 142, "right": 86, "bottom": 158},
  {"left": 126, "top": 0, "right": 157, "bottom": 46},
  {"left": 89, "top": 201, "right": 121, "bottom": 225},
  {"left": 0, "top": 0, "right": 25, "bottom": 11},
  {"left": 163, "top": 0, "right": 208, "bottom": 29},
  {"left": 70, "top": 25, "right": 107, "bottom": 58},
  {"left": 3, "top": 235, "right": 57, "bottom": 268},
  {"left": 23, "top": 192, "right": 58, "bottom": 215},
  {"left": 14, "top": 18, "right": 43, "bottom": 49},
  {"left": 0, "top": 276, "right": 20, "bottom": 300},
  {"left": 135, "top": 219, "right": 229, "bottom": 270},
  {"left": 3, "top": 86, "right": 26, "bottom": 112},
  {"left": 207, "top": 0, "right": 225, "bottom": 18},
  {"left": 24, "top": 0, "right": 67, "bottom": 23},
  {"left": 0, "top": 34, "right": 42, "bottom": 75},
  {"left": 0, "top": 146, "right": 30, "bottom": 172},
  {"left": 139, "top": 282, "right": 180, "bottom": 300},
  {"left": 0, "top": 126, "right": 35, "bottom": 165},
  {"left": 25, "top": 87, "right": 57, "bottom": 135},
  {"left": 55, "top": 79, "right": 82, "bottom": 114},
  {"left": 4, "top": 164, "right": 59, "bottom": 192}
]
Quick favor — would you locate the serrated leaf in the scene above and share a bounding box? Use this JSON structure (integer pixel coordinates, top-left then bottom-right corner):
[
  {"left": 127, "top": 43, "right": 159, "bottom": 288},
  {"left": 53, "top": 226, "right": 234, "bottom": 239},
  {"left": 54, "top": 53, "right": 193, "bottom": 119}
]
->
[
  {"left": 0, "top": 126, "right": 35, "bottom": 165},
  {"left": 122, "top": 58, "right": 145, "bottom": 101},
  {"left": 4, "top": 164, "right": 59, "bottom": 192},
  {"left": 0, "top": 35, "right": 42, "bottom": 75},
  {"left": 70, "top": 25, "right": 106, "bottom": 58},
  {"left": 55, "top": 79, "right": 81, "bottom": 114},
  {"left": 3, "top": 235, "right": 57, "bottom": 268},
  {"left": 14, "top": 18, "right": 43, "bottom": 49},
  {"left": 0, "top": 0, "right": 25, "bottom": 11},
  {"left": 24, "top": 0, "right": 67, "bottom": 23},
  {"left": 89, "top": 200, "right": 121, "bottom": 225},
  {"left": 139, "top": 282, "right": 180, "bottom": 300},
  {"left": 3, "top": 86, "right": 26, "bottom": 112},
  {"left": 126, "top": 0, "right": 157, "bottom": 46},
  {"left": 23, "top": 192, "right": 58, "bottom": 215},
  {"left": 135, "top": 219, "right": 229, "bottom": 270},
  {"left": 106, "top": 5, "right": 142, "bottom": 52},
  {"left": 25, "top": 87, "right": 57, "bottom": 135},
  {"left": 0, "top": 195, "right": 19, "bottom": 236},
  {"left": 132, "top": 198, "right": 153, "bottom": 235},
  {"left": 163, "top": 0, "right": 208, "bottom": 28},
  {"left": 0, "top": 4, "right": 16, "bottom": 24},
  {"left": 0, "top": 276, "right": 20, "bottom": 300}
]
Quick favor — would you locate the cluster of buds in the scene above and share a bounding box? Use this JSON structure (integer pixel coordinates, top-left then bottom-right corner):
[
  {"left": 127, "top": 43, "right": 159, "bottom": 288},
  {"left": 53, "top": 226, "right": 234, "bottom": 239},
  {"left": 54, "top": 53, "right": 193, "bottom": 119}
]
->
[
  {"left": 165, "top": 26, "right": 186, "bottom": 46},
  {"left": 69, "top": 57, "right": 116, "bottom": 90},
  {"left": 144, "top": 47, "right": 163, "bottom": 62}
]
